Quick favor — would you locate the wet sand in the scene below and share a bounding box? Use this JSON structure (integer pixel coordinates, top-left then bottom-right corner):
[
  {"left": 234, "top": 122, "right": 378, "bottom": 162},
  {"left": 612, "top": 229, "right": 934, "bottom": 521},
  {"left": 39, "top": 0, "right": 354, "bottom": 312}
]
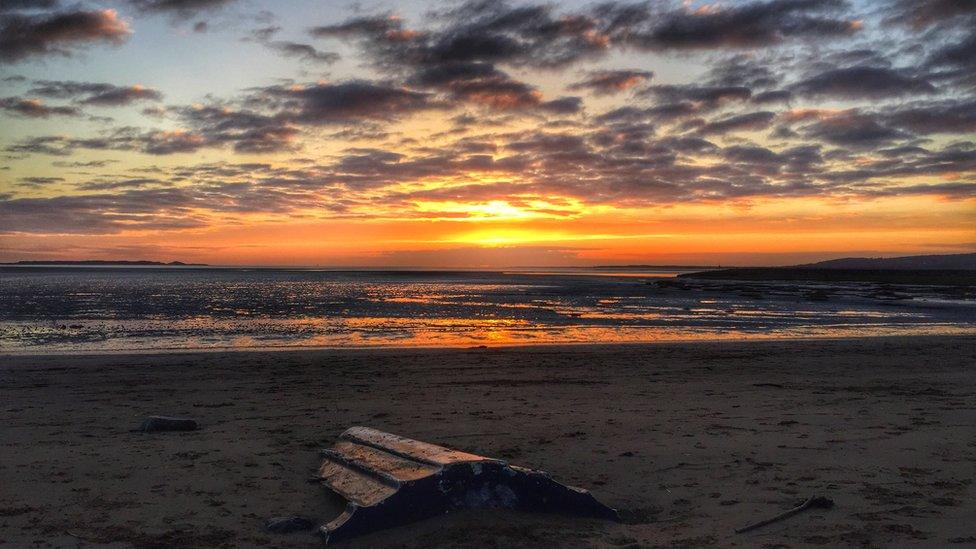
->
[{"left": 1, "top": 336, "right": 974, "bottom": 547}]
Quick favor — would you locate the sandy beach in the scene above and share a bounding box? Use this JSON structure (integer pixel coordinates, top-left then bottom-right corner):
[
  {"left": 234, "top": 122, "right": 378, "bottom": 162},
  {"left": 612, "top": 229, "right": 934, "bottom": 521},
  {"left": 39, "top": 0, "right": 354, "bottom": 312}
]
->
[{"left": 1, "top": 336, "right": 974, "bottom": 548}]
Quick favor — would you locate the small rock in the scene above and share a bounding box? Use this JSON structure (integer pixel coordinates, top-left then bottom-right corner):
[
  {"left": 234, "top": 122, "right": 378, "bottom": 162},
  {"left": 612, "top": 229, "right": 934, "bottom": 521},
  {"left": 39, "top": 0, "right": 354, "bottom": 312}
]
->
[
  {"left": 266, "top": 516, "right": 315, "bottom": 534},
  {"left": 138, "top": 416, "right": 198, "bottom": 433}
]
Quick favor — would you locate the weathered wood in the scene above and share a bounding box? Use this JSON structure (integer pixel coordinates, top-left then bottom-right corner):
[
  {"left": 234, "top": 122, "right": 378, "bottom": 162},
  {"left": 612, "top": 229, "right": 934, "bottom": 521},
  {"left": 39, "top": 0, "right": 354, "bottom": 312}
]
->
[{"left": 313, "top": 426, "right": 619, "bottom": 543}]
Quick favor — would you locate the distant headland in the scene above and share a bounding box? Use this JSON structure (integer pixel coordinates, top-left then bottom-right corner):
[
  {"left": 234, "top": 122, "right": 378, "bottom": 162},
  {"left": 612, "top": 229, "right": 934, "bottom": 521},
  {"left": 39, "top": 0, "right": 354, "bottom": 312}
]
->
[
  {"left": 678, "top": 253, "right": 976, "bottom": 286},
  {"left": 3, "top": 260, "right": 208, "bottom": 266}
]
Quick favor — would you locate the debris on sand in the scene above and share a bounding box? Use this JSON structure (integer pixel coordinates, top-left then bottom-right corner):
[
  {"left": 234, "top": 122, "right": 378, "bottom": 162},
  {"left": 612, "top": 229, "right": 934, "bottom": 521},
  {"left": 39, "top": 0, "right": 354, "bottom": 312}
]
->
[
  {"left": 736, "top": 495, "right": 834, "bottom": 534},
  {"left": 311, "top": 426, "right": 618, "bottom": 543},
  {"left": 137, "top": 416, "right": 198, "bottom": 433},
  {"left": 265, "top": 516, "right": 314, "bottom": 534}
]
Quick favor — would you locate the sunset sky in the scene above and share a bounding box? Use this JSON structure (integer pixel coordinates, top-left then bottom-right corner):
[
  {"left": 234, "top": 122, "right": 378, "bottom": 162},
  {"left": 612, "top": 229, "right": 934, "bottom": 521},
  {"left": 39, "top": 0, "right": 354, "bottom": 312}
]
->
[{"left": 0, "top": 0, "right": 974, "bottom": 267}]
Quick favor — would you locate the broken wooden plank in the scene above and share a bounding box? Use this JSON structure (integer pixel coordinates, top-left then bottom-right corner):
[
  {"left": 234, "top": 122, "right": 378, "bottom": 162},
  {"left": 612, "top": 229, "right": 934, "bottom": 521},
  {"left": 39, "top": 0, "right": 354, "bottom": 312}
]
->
[{"left": 314, "top": 426, "right": 619, "bottom": 543}]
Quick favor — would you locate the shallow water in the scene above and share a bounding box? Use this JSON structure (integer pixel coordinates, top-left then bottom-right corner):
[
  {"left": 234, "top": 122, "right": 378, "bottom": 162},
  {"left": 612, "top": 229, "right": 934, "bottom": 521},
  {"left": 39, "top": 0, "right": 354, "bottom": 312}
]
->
[{"left": 1, "top": 266, "right": 974, "bottom": 353}]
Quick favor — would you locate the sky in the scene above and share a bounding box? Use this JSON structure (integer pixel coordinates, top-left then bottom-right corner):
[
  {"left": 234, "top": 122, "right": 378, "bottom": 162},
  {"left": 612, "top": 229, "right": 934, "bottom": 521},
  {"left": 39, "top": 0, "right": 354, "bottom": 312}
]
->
[{"left": 0, "top": 0, "right": 974, "bottom": 267}]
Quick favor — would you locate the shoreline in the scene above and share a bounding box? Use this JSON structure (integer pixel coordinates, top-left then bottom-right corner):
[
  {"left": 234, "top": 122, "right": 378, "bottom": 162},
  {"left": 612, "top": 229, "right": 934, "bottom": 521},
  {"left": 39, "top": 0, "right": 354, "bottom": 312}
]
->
[{"left": 3, "top": 329, "right": 976, "bottom": 360}]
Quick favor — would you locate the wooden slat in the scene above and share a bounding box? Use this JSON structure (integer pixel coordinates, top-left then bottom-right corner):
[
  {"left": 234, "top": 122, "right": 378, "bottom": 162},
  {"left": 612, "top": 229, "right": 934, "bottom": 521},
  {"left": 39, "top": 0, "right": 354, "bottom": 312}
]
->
[
  {"left": 318, "top": 458, "right": 398, "bottom": 507},
  {"left": 330, "top": 441, "right": 440, "bottom": 482},
  {"left": 341, "top": 426, "right": 495, "bottom": 467}
]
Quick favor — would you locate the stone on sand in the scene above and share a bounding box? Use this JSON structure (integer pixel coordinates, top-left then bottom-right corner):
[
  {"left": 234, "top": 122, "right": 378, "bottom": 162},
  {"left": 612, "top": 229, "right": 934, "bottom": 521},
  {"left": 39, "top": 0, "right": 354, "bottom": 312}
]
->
[{"left": 138, "top": 416, "right": 198, "bottom": 433}]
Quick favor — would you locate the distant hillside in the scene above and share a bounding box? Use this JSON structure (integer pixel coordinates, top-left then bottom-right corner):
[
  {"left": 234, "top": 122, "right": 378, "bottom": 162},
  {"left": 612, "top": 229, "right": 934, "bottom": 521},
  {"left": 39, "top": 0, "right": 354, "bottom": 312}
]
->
[
  {"left": 679, "top": 268, "right": 976, "bottom": 285},
  {"left": 797, "top": 253, "right": 976, "bottom": 271},
  {"left": 6, "top": 260, "right": 207, "bottom": 266}
]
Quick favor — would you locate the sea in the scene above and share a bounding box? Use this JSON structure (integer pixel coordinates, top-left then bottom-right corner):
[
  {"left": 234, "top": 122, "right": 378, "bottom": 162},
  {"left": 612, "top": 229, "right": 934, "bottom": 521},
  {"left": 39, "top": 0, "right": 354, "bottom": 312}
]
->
[{"left": 1, "top": 266, "right": 974, "bottom": 354}]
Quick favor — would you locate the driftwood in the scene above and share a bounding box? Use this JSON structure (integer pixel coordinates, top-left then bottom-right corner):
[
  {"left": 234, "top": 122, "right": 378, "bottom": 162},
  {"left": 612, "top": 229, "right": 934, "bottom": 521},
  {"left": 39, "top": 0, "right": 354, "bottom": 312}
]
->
[
  {"left": 735, "top": 496, "right": 834, "bottom": 534},
  {"left": 312, "top": 426, "right": 618, "bottom": 543}
]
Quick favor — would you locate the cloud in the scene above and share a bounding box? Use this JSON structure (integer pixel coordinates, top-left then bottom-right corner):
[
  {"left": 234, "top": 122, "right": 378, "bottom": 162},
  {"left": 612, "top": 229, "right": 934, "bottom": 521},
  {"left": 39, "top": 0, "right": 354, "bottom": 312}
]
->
[
  {"left": 17, "top": 176, "right": 64, "bottom": 187},
  {"left": 4, "top": 128, "right": 209, "bottom": 156},
  {"left": 308, "top": 5, "right": 612, "bottom": 114},
  {"left": 249, "top": 25, "right": 339, "bottom": 64},
  {"left": 722, "top": 145, "right": 781, "bottom": 165},
  {"left": 402, "top": 57, "right": 583, "bottom": 113},
  {"left": 229, "top": 125, "right": 300, "bottom": 153},
  {"left": 929, "top": 31, "right": 976, "bottom": 67},
  {"left": 889, "top": 0, "right": 976, "bottom": 28},
  {"left": 408, "top": 61, "right": 545, "bottom": 110},
  {"left": 0, "top": 189, "right": 207, "bottom": 234},
  {"left": 698, "top": 111, "right": 776, "bottom": 135},
  {"left": 721, "top": 144, "right": 822, "bottom": 175},
  {"left": 311, "top": 4, "right": 761, "bottom": 114},
  {"left": 645, "top": 84, "right": 752, "bottom": 106},
  {"left": 127, "top": 0, "right": 234, "bottom": 18},
  {"left": 308, "top": 1, "right": 858, "bottom": 117},
  {"left": 84, "top": 85, "right": 160, "bottom": 106},
  {"left": 862, "top": 182, "right": 976, "bottom": 199},
  {"left": 752, "top": 90, "right": 792, "bottom": 104},
  {"left": 6, "top": 102, "right": 299, "bottom": 157},
  {"left": 927, "top": 28, "right": 976, "bottom": 89},
  {"left": 77, "top": 177, "right": 164, "bottom": 191},
  {"left": 881, "top": 99, "right": 976, "bottom": 134},
  {"left": 3, "top": 0, "right": 974, "bottom": 238},
  {"left": 5, "top": 135, "right": 74, "bottom": 155},
  {"left": 311, "top": 4, "right": 611, "bottom": 70},
  {"left": 792, "top": 66, "right": 936, "bottom": 99},
  {"left": 620, "top": 0, "right": 859, "bottom": 50},
  {"left": 802, "top": 112, "right": 909, "bottom": 146},
  {"left": 139, "top": 130, "right": 211, "bottom": 155},
  {"left": 259, "top": 81, "right": 441, "bottom": 124},
  {"left": 266, "top": 41, "right": 338, "bottom": 64},
  {"left": 308, "top": 14, "right": 403, "bottom": 40},
  {"left": 6, "top": 80, "right": 442, "bottom": 157},
  {"left": 29, "top": 80, "right": 162, "bottom": 106},
  {"left": 815, "top": 142, "right": 976, "bottom": 187},
  {"left": 0, "top": 8, "right": 129, "bottom": 63},
  {"left": 705, "top": 55, "right": 781, "bottom": 88},
  {"left": 569, "top": 69, "right": 653, "bottom": 95},
  {"left": 0, "top": 96, "right": 82, "bottom": 117},
  {"left": 540, "top": 96, "right": 583, "bottom": 115},
  {"left": 52, "top": 159, "right": 119, "bottom": 168},
  {"left": 4, "top": 123, "right": 973, "bottom": 237},
  {"left": 0, "top": 1, "right": 59, "bottom": 13}
]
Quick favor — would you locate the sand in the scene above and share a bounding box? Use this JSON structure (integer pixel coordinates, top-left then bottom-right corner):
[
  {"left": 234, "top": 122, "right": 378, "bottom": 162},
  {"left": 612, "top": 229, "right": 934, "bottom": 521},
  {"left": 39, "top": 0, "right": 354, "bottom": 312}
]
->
[{"left": 1, "top": 336, "right": 974, "bottom": 548}]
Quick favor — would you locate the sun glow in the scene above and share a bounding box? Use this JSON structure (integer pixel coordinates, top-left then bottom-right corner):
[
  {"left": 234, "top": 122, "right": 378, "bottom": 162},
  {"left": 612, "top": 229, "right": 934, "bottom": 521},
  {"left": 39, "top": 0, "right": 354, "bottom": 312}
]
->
[
  {"left": 438, "top": 228, "right": 676, "bottom": 247},
  {"left": 410, "top": 198, "right": 587, "bottom": 221}
]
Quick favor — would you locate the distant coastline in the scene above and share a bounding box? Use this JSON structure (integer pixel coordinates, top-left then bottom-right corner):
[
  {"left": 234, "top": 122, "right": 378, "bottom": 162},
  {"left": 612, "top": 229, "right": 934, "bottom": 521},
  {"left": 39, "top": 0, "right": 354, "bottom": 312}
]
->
[
  {"left": 679, "top": 268, "right": 976, "bottom": 286},
  {"left": 675, "top": 253, "right": 976, "bottom": 285},
  {"left": 590, "top": 264, "right": 722, "bottom": 269},
  {"left": 796, "top": 252, "right": 976, "bottom": 271},
  {"left": 2, "top": 260, "right": 208, "bottom": 266}
]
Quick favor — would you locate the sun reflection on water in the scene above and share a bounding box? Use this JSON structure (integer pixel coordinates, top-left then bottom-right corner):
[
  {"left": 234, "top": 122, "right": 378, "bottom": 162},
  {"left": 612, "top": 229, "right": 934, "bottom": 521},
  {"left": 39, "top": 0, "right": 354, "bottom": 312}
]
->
[{"left": 0, "top": 268, "right": 973, "bottom": 353}]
